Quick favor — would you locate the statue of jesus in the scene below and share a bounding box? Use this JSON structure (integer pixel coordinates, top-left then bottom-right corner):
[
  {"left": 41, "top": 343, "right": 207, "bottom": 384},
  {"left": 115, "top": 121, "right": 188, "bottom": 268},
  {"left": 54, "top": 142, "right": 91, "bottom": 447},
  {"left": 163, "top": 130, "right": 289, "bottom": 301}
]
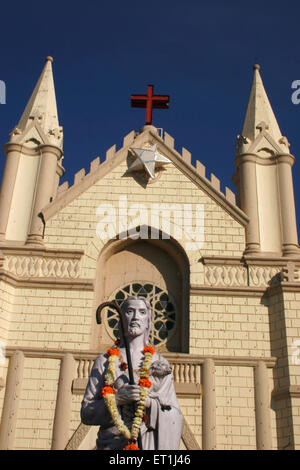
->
[{"left": 80, "top": 296, "right": 183, "bottom": 450}]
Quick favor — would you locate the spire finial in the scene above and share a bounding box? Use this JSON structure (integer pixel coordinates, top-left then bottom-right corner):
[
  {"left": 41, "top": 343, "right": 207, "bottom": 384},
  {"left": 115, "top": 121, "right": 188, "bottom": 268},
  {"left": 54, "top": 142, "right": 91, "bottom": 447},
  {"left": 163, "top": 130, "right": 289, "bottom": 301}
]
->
[
  {"left": 240, "top": 64, "right": 283, "bottom": 144},
  {"left": 11, "top": 56, "right": 62, "bottom": 149}
]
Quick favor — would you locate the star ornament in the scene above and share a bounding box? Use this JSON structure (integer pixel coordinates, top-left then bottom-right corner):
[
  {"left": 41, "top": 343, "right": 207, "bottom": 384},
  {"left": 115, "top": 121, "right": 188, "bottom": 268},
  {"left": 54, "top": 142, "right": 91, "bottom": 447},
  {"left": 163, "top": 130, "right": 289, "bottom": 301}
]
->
[{"left": 128, "top": 144, "right": 171, "bottom": 179}]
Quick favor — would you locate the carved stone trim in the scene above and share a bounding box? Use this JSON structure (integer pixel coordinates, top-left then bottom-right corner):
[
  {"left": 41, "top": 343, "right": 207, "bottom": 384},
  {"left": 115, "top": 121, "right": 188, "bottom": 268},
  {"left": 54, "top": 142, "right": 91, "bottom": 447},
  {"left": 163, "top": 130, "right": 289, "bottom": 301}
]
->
[
  {"left": 244, "top": 256, "right": 297, "bottom": 265},
  {"left": 200, "top": 256, "right": 295, "bottom": 289},
  {"left": 65, "top": 423, "right": 91, "bottom": 450},
  {"left": 1, "top": 246, "right": 84, "bottom": 257},
  {"left": 0, "top": 269, "right": 94, "bottom": 290},
  {"left": 202, "top": 255, "right": 300, "bottom": 267},
  {"left": 3, "top": 142, "right": 40, "bottom": 157},
  {"left": 181, "top": 416, "right": 201, "bottom": 450},
  {"left": 248, "top": 266, "right": 282, "bottom": 287},
  {"left": 204, "top": 264, "right": 247, "bottom": 287},
  {"left": 3, "top": 255, "right": 81, "bottom": 278},
  {"left": 235, "top": 152, "right": 295, "bottom": 167},
  {"left": 190, "top": 284, "right": 266, "bottom": 297},
  {"left": 201, "top": 256, "right": 243, "bottom": 265}
]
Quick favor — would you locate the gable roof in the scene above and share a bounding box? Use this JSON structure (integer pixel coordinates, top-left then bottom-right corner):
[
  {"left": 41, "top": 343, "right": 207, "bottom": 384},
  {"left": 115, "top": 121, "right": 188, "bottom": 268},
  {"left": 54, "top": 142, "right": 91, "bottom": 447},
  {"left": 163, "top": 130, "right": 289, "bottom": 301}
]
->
[{"left": 42, "top": 126, "right": 249, "bottom": 227}]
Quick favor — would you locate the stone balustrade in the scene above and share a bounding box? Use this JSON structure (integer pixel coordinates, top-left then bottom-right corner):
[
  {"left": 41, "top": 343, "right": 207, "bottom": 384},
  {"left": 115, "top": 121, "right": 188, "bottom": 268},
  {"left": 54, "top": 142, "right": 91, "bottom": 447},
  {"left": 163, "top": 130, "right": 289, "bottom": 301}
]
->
[{"left": 0, "top": 346, "right": 277, "bottom": 450}]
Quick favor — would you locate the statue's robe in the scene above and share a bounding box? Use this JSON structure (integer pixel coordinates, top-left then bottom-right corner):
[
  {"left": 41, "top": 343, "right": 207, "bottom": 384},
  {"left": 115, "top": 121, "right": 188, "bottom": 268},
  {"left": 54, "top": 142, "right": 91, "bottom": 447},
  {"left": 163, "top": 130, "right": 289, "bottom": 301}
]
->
[{"left": 80, "top": 352, "right": 183, "bottom": 450}]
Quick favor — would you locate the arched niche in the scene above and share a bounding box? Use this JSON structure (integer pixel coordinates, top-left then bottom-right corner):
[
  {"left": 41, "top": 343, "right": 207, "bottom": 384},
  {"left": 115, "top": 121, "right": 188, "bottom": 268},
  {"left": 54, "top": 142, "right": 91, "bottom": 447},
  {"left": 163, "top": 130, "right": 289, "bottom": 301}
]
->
[{"left": 90, "top": 231, "right": 190, "bottom": 353}]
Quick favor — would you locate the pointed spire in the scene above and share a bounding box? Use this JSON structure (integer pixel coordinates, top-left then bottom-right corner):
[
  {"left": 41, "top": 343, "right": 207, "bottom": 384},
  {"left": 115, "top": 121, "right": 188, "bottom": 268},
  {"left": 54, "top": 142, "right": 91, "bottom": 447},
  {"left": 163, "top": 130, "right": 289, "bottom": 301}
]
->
[
  {"left": 12, "top": 56, "right": 63, "bottom": 148},
  {"left": 241, "top": 64, "right": 283, "bottom": 144}
]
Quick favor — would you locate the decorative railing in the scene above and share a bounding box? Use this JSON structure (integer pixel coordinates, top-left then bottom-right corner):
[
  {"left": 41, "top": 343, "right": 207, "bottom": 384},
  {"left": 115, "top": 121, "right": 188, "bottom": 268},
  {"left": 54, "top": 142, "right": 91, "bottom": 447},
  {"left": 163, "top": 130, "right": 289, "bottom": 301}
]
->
[
  {"left": 73, "top": 353, "right": 202, "bottom": 397},
  {"left": 203, "top": 264, "right": 284, "bottom": 287},
  {"left": 3, "top": 255, "right": 81, "bottom": 279},
  {"left": 0, "top": 346, "right": 277, "bottom": 451},
  {"left": 202, "top": 258, "right": 300, "bottom": 288}
]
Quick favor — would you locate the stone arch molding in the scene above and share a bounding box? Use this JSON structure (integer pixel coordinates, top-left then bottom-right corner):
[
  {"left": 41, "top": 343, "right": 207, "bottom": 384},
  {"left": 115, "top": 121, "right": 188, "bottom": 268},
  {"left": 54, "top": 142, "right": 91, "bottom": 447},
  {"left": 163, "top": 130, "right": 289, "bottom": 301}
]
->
[
  {"left": 87, "top": 223, "right": 192, "bottom": 352},
  {"left": 81, "top": 222, "right": 202, "bottom": 278}
]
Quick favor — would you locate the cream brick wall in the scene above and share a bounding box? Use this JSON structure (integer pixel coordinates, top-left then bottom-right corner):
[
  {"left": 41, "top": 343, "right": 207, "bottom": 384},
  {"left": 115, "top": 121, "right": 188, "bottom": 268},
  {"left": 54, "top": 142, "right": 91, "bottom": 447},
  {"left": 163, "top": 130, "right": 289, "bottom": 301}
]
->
[
  {"left": 291, "top": 397, "right": 300, "bottom": 448},
  {"left": 6, "top": 287, "right": 94, "bottom": 350},
  {"left": 280, "top": 291, "right": 300, "bottom": 449},
  {"left": 14, "top": 357, "right": 60, "bottom": 450},
  {"left": 189, "top": 295, "right": 271, "bottom": 357},
  {"left": 215, "top": 365, "right": 277, "bottom": 450},
  {"left": 44, "top": 161, "right": 245, "bottom": 261},
  {"left": 269, "top": 367, "right": 278, "bottom": 450},
  {"left": 70, "top": 394, "right": 84, "bottom": 443},
  {"left": 178, "top": 396, "right": 202, "bottom": 447},
  {"left": 0, "top": 281, "right": 15, "bottom": 346},
  {"left": 0, "top": 282, "right": 15, "bottom": 419},
  {"left": 268, "top": 288, "right": 300, "bottom": 449},
  {"left": 269, "top": 292, "right": 288, "bottom": 389},
  {"left": 0, "top": 360, "right": 8, "bottom": 423},
  {"left": 215, "top": 365, "right": 256, "bottom": 450},
  {"left": 275, "top": 398, "right": 294, "bottom": 449},
  {"left": 282, "top": 292, "right": 300, "bottom": 386},
  {"left": 1, "top": 146, "right": 299, "bottom": 450}
]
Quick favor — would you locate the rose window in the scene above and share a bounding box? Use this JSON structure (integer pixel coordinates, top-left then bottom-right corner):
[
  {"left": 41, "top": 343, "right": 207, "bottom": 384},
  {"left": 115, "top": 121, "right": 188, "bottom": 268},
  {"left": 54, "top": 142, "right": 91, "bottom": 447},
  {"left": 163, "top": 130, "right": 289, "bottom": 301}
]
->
[{"left": 104, "top": 282, "right": 177, "bottom": 347}]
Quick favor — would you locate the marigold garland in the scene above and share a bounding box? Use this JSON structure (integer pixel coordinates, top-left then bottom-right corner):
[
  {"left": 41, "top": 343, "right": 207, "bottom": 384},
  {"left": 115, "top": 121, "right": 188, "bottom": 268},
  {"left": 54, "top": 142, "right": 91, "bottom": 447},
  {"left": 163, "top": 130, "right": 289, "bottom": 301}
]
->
[
  {"left": 101, "top": 385, "right": 115, "bottom": 397},
  {"left": 107, "top": 348, "right": 120, "bottom": 356},
  {"left": 143, "top": 346, "right": 155, "bottom": 355},
  {"left": 139, "top": 378, "right": 152, "bottom": 388},
  {"left": 124, "top": 443, "right": 140, "bottom": 450},
  {"left": 102, "top": 344, "right": 155, "bottom": 450}
]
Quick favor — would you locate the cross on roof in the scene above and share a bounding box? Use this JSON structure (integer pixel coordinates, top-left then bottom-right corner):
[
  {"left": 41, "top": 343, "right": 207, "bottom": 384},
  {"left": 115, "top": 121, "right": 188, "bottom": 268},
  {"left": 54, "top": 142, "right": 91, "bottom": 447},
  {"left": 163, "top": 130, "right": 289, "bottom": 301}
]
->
[{"left": 131, "top": 85, "right": 170, "bottom": 125}]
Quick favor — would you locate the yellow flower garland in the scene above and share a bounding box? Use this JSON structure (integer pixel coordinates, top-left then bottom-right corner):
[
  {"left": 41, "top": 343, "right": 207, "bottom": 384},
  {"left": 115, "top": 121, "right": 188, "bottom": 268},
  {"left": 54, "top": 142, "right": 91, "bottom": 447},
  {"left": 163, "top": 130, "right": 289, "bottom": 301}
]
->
[{"left": 102, "top": 345, "right": 155, "bottom": 449}]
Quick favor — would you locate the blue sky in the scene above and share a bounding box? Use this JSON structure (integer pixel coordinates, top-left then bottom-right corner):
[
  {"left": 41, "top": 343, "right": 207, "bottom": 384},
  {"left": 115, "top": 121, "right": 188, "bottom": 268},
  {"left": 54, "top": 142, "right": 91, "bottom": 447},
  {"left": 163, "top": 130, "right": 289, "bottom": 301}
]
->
[{"left": 0, "top": 0, "right": 300, "bottom": 237}]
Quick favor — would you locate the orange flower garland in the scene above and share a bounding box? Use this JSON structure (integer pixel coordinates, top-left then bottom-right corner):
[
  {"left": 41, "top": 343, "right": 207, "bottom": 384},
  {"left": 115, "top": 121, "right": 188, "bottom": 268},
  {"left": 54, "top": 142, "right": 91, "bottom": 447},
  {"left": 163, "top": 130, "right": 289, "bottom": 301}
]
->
[
  {"left": 107, "top": 347, "right": 120, "bottom": 356},
  {"left": 124, "top": 443, "right": 139, "bottom": 450},
  {"left": 101, "top": 343, "right": 155, "bottom": 450},
  {"left": 101, "top": 385, "right": 115, "bottom": 397},
  {"left": 139, "top": 378, "right": 152, "bottom": 388},
  {"left": 143, "top": 346, "right": 155, "bottom": 355}
]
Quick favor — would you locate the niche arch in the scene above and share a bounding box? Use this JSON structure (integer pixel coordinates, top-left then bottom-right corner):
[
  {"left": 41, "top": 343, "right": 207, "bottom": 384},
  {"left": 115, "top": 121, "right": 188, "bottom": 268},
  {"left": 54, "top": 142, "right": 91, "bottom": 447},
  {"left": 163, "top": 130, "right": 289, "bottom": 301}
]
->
[{"left": 91, "top": 231, "right": 190, "bottom": 353}]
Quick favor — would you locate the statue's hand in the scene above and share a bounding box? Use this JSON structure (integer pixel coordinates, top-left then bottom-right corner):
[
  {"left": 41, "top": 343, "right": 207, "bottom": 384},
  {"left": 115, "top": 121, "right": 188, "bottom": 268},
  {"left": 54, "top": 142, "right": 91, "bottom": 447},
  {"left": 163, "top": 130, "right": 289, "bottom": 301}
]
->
[{"left": 115, "top": 384, "right": 141, "bottom": 406}]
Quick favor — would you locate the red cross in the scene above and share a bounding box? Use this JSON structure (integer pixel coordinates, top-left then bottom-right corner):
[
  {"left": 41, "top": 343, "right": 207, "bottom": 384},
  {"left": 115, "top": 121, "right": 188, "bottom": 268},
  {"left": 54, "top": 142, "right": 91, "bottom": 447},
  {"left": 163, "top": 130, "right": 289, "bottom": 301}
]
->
[{"left": 131, "top": 85, "right": 170, "bottom": 125}]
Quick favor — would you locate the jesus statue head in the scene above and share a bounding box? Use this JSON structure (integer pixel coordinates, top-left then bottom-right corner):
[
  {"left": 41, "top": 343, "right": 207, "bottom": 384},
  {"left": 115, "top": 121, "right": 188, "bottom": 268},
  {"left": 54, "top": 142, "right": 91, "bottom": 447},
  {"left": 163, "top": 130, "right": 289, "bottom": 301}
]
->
[{"left": 120, "top": 296, "right": 152, "bottom": 346}]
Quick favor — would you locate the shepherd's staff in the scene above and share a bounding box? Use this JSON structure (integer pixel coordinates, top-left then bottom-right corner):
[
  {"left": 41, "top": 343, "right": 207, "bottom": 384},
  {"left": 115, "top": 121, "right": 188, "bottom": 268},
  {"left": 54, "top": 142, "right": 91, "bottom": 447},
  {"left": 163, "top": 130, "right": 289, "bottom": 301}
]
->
[
  {"left": 96, "top": 300, "right": 142, "bottom": 449},
  {"left": 96, "top": 300, "right": 134, "bottom": 384}
]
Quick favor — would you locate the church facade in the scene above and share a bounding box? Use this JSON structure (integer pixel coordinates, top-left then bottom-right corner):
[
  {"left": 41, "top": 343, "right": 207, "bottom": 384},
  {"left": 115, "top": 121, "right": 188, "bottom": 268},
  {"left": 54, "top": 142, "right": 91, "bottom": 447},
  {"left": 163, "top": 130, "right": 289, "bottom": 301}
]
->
[{"left": 0, "top": 57, "right": 299, "bottom": 450}]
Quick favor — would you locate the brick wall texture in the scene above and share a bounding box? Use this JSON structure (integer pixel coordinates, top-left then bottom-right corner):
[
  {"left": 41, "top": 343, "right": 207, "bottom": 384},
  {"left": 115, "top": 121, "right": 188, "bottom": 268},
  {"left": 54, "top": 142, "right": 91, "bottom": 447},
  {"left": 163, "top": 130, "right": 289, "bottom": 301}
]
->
[{"left": 0, "top": 140, "right": 299, "bottom": 450}]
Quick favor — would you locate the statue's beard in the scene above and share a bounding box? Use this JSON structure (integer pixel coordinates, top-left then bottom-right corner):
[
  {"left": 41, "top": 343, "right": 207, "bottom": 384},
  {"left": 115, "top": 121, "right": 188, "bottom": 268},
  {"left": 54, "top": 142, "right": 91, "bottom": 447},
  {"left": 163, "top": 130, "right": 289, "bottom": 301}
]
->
[
  {"left": 128, "top": 324, "right": 142, "bottom": 337},
  {"left": 127, "top": 320, "right": 149, "bottom": 338}
]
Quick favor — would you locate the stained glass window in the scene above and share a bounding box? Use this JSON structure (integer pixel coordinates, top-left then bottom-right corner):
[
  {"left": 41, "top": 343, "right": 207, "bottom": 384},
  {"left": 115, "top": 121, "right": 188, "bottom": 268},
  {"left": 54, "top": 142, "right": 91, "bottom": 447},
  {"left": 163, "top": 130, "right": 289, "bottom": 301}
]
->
[{"left": 104, "top": 282, "right": 177, "bottom": 347}]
